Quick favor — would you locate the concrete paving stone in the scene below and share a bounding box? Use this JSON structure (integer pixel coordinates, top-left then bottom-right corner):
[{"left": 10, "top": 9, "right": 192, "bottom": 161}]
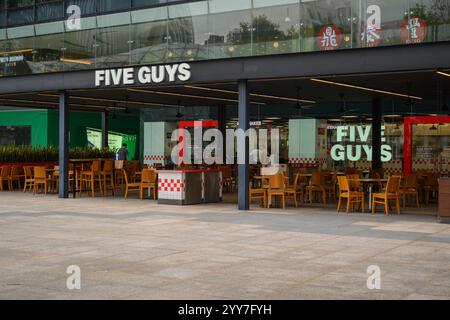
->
[
  {"left": 404, "top": 293, "right": 450, "bottom": 300},
  {"left": 0, "top": 192, "right": 448, "bottom": 299}
]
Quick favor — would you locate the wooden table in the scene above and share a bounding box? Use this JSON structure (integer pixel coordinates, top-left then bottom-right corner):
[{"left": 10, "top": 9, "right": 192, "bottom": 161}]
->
[
  {"left": 68, "top": 159, "right": 98, "bottom": 198},
  {"left": 348, "top": 178, "right": 388, "bottom": 212}
]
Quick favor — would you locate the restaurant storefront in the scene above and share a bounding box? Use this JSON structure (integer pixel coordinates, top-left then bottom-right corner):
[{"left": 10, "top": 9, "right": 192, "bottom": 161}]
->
[{"left": 0, "top": 0, "right": 449, "bottom": 212}]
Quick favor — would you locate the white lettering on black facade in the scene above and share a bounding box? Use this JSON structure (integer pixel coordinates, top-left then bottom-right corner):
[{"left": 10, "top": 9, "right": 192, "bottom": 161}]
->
[{"left": 95, "top": 63, "right": 192, "bottom": 87}]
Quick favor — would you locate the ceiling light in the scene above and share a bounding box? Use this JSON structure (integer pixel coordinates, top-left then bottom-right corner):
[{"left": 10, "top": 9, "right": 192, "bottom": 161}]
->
[
  {"left": 384, "top": 114, "right": 401, "bottom": 118},
  {"left": 0, "top": 49, "right": 33, "bottom": 55},
  {"left": 437, "top": 70, "right": 450, "bottom": 78},
  {"left": 39, "top": 93, "right": 180, "bottom": 108},
  {"left": 328, "top": 119, "right": 344, "bottom": 122},
  {"left": 184, "top": 85, "right": 316, "bottom": 104},
  {"left": 310, "top": 78, "right": 423, "bottom": 100},
  {"left": 60, "top": 58, "right": 92, "bottom": 65},
  {"left": 128, "top": 88, "right": 255, "bottom": 104}
]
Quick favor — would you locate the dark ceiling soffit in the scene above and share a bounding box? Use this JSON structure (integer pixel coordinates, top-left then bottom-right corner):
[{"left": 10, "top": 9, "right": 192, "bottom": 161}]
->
[{"left": 0, "top": 42, "right": 449, "bottom": 95}]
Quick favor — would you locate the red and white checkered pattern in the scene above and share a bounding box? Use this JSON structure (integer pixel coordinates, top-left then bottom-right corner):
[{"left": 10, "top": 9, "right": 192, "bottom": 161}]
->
[
  {"left": 158, "top": 178, "right": 185, "bottom": 193},
  {"left": 144, "top": 155, "right": 165, "bottom": 162},
  {"left": 355, "top": 160, "right": 371, "bottom": 171},
  {"left": 289, "top": 157, "right": 326, "bottom": 168},
  {"left": 383, "top": 160, "right": 403, "bottom": 174}
]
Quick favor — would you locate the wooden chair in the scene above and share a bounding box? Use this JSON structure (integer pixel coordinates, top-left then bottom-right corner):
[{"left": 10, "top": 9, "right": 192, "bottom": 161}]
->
[
  {"left": 140, "top": 168, "right": 157, "bottom": 200},
  {"left": 324, "top": 172, "right": 337, "bottom": 201},
  {"left": 369, "top": 171, "right": 383, "bottom": 192},
  {"left": 372, "top": 175, "right": 402, "bottom": 215},
  {"left": 306, "top": 171, "right": 327, "bottom": 204},
  {"left": 101, "top": 159, "right": 115, "bottom": 196},
  {"left": 114, "top": 160, "right": 125, "bottom": 192},
  {"left": 422, "top": 173, "right": 439, "bottom": 205},
  {"left": 337, "top": 176, "right": 365, "bottom": 214},
  {"left": 221, "top": 166, "right": 235, "bottom": 193},
  {"left": 346, "top": 174, "right": 362, "bottom": 192},
  {"left": 399, "top": 173, "right": 420, "bottom": 208},
  {"left": 80, "top": 160, "right": 103, "bottom": 197},
  {"left": 284, "top": 172, "right": 302, "bottom": 208},
  {"left": 249, "top": 181, "right": 267, "bottom": 208},
  {"left": 0, "top": 166, "right": 12, "bottom": 191},
  {"left": 295, "top": 170, "right": 309, "bottom": 203},
  {"left": 23, "top": 166, "right": 34, "bottom": 192},
  {"left": 123, "top": 169, "right": 141, "bottom": 199},
  {"left": 10, "top": 166, "right": 24, "bottom": 190},
  {"left": 33, "top": 166, "right": 51, "bottom": 194},
  {"left": 267, "top": 173, "right": 286, "bottom": 208}
]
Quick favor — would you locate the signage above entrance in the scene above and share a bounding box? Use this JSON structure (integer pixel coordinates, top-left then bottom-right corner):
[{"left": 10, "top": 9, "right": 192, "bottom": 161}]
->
[{"left": 95, "top": 63, "right": 192, "bottom": 87}]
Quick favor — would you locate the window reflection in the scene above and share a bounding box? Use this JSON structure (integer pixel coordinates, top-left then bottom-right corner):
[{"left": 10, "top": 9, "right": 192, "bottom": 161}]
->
[{"left": 0, "top": 0, "right": 449, "bottom": 76}]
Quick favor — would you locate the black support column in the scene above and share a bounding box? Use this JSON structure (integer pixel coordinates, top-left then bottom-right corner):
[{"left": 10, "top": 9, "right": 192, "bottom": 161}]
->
[
  {"left": 217, "top": 105, "right": 226, "bottom": 164},
  {"left": 237, "top": 80, "right": 250, "bottom": 211},
  {"left": 372, "top": 97, "right": 382, "bottom": 171},
  {"left": 101, "top": 110, "right": 109, "bottom": 149},
  {"left": 59, "top": 91, "right": 69, "bottom": 198}
]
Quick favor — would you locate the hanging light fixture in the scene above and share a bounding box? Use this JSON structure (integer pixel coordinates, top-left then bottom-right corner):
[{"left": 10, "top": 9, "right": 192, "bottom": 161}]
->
[
  {"left": 285, "top": 8, "right": 291, "bottom": 22},
  {"left": 176, "top": 100, "right": 183, "bottom": 119}
]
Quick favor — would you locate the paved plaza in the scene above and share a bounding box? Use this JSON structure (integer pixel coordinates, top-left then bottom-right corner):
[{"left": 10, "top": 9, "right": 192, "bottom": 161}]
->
[{"left": 0, "top": 192, "right": 449, "bottom": 300}]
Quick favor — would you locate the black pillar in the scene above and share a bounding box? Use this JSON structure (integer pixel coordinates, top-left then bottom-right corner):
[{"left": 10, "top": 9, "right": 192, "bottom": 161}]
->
[
  {"left": 217, "top": 105, "right": 226, "bottom": 164},
  {"left": 238, "top": 80, "right": 250, "bottom": 210},
  {"left": 59, "top": 91, "right": 69, "bottom": 198},
  {"left": 372, "top": 97, "right": 382, "bottom": 171},
  {"left": 101, "top": 111, "right": 109, "bottom": 149}
]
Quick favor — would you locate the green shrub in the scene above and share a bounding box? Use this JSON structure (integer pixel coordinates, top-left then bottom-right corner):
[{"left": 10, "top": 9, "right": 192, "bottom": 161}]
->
[{"left": 0, "top": 145, "right": 115, "bottom": 163}]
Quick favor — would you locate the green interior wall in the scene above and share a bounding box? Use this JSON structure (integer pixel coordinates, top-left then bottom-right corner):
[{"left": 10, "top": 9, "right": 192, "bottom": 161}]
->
[
  {"left": 0, "top": 110, "right": 49, "bottom": 147},
  {"left": 47, "top": 110, "right": 140, "bottom": 159},
  {"left": 1, "top": 110, "right": 140, "bottom": 158}
]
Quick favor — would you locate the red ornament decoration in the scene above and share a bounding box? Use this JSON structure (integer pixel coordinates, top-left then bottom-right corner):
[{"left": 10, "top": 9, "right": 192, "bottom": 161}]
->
[
  {"left": 317, "top": 25, "right": 343, "bottom": 51},
  {"left": 400, "top": 17, "right": 427, "bottom": 44}
]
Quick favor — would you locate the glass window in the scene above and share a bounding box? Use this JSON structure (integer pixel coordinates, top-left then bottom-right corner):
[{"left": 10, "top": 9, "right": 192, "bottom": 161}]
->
[
  {"left": 96, "top": 0, "right": 131, "bottom": 14},
  {"left": 36, "top": 1, "right": 64, "bottom": 22},
  {"left": 0, "top": 36, "right": 35, "bottom": 76},
  {"left": 65, "top": 0, "right": 95, "bottom": 17},
  {"left": 95, "top": 24, "right": 131, "bottom": 68},
  {"left": 208, "top": 1, "right": 253, "bottom": 59},
  {"left": 130, "top": 20, "right": 168, "bottom": 64},
  {"left": 167, "top": 2, "right": 209, "bottom": 62},
  {"left": 0, "top": 126, "right": 32, "bottom": 146},
  {"left": 132, "top": 0, "right": 167, "bottom": 9},
  {"left": 33, "top": 33, "right": 64, "bottom": 73},
  {"left": 0, "top": 10, "right": 6, "bottom": 26},
  {"left": 7, "top": 6, "right": 34, "bottom": 25},
  {"left": 62, "top": 28, "right": 96, "bottom": 71},
  {"left": 6, "top": 0, "right": 34, "bottom": 9},
  {"left": 252, "top": 1, "right": 300, "bottom": 56}
]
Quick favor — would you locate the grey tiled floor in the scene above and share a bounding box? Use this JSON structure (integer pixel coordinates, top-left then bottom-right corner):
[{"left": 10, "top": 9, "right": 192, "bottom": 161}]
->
[{"left": 0, "top": 192, "right": 449, "bottom": 300}]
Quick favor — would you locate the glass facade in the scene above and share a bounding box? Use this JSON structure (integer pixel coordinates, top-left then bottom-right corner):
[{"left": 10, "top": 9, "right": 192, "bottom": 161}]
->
[{"left": 0, "top": 0, "right": 449, "bottom": 76}]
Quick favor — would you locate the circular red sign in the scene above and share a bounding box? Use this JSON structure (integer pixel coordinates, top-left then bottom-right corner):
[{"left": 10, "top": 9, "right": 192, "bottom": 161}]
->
[
  {"left": 317, "top": 25, "right": 342, "bottom": 51},
  {"left": 400, "top": 17, "right": 427, "bottom": 44}
]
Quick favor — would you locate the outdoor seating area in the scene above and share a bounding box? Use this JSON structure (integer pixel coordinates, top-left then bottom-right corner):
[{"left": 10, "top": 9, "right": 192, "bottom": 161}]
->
[
  {"left": 0, "top": 161, "right": 444, "bottom": 218},
  {"left": 0, "top": 160, "right": 158, "bottom": 200},
  {"left": 247, "top": 166, "right": 443, "bottom": 216}
]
